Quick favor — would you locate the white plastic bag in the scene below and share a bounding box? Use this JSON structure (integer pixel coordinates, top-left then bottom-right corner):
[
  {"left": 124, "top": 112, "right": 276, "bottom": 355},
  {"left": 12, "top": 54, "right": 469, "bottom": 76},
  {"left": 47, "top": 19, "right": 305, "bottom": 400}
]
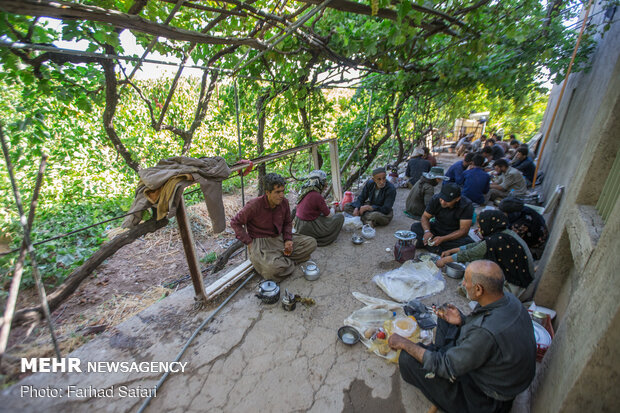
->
[
  {"left": 343, "top": 215, "right": 363, "bottom": 231},
  {"left": 344, "top": 292, "right": 431, "bottom": 362},
  {"left": 351, "top": 292, "right": 401, "bottom": 310},
  {"left": 372, "top": 260, "right": 445, "bottom": 302}
]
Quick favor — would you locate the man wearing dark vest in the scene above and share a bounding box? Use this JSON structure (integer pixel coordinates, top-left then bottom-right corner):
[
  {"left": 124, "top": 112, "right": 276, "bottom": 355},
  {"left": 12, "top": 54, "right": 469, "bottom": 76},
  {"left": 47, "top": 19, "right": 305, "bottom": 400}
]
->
[{"left": 389, "top": 260, "right": 536, "bottom": 413}]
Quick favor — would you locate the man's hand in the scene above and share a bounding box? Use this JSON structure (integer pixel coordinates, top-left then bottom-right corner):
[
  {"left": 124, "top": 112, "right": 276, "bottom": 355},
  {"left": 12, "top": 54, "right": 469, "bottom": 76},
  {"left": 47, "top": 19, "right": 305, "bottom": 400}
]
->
[
  {"left": 247, "top": 241, "right": 253, "bottom": 250},
  {"left": 423, "top": 231, "right": 434, "bottom": 245},
  {"left": 430, "top": 236, "right": 443, "bottom": 246},
  {"left": 435, "top": 304, "right": 462, "bottom": 326},
  {"left": 283, "top": 240, "right": 293, "bottom": 256},
  {"left": 441, "top": 247, "right": 459, "bottom": 257},
  {"left": 435, "top": 256, "right": 453, "bottom": 268},
  {"left": 387, "top": 333, "right": 409, "bottom": 351},
  {"left": 388, "top": 333, "right": 427, "bottom": 363},
  {"left": 359, "top": 205, "right": 373, "bottom": 214},
  {"left": 353, "top": 208, "right": 360, "bottom": 217}
]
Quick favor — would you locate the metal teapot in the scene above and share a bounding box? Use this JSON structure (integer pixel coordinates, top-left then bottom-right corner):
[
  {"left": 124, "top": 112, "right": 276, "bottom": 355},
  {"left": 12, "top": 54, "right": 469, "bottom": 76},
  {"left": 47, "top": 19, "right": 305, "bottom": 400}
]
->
[
  {"left": 300, "top": 260, "right": 320, "bottom": 281},
  {"left": 256, "top": 280, "right": 280, "bottom": 304}
]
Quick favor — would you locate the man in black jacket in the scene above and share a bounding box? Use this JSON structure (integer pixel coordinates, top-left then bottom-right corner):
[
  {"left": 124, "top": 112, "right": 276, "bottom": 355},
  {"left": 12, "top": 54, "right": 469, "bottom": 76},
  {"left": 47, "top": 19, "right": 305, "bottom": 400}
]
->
[
  {"left": 344, "top": 167, "right": 396, "bottom": 227},
  {"left": 389, "top": 260, "right": 536, "bottom": 413},
  {"left": 405, "top": 147, "right": 431, "bottom": 187}
]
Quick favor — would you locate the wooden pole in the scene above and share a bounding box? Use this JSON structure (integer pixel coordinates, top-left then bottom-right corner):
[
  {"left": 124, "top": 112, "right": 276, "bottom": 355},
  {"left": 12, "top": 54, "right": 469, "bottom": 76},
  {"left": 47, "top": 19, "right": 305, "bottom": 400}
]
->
[
  {"left": 175, "top": 196, "right": 208, "bottom": 305},
  {"left": 329, "top": 139, "right": 343, "bottom": 202},
  {"left": 311, "top": 146, "right": 320, "bottom": 170}
]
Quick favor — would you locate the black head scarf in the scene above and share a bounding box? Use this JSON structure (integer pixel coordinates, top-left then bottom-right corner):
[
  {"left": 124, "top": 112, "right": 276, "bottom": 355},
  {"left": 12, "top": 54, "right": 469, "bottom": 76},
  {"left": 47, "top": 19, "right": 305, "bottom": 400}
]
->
[
  {"left": 477, "top": 210, "right": 532, "bottom": 288},
  {"left": 500, "top": 198, "right": 548, "bottom": 251},
  {"left": 499, "top": 197, "right": 525, "bottom": 224}
]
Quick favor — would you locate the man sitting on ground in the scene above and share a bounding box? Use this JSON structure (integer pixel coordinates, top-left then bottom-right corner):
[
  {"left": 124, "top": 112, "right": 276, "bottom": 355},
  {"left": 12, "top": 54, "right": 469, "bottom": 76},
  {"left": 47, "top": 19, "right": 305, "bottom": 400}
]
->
[
  {"left": 488, "top": 159, "right": 527, "bottom": 202},
  {"left": 344, "top": 167, "right": 396, "bottom": 227},
  {"left": 405, "top": 147, "right": 431, "bottom": 187},
  {"left": 471, "top": 134, "right": 487, "bottom": 153},
  {"left": 509, "top": 139, "right": 521, "bottom": 161},
  {"left": 405, "top": 167, "right": 448, "bottom": 220},
  {"left": 481, "top": 147, "right": 495, "bottom": 169},
  {"left": 445, "top": 153, "right": 474, "bottom": 184},
  {"left": 485, "top": 138, "right": 505, "bottom": 160},
  {"left": 410, "top": 183, "right": 474, "bottom": 253},
  {"left": 511, "top": 147, "right": 536, "bottom": 184},
  {"left": 231, "top": 173, "right": 317, "bottom": 281},
  {"left": 458, "top": 154, "right": 490, "bottom": 205},
  {"left": 456, "top": 135, "right": 472, "bottom": 156},
  {"left": 389, "top": 260, "right": 536, "bottom": 413},
  {"left": 423, "top": 147, "right": 437, "bottom": 167}
]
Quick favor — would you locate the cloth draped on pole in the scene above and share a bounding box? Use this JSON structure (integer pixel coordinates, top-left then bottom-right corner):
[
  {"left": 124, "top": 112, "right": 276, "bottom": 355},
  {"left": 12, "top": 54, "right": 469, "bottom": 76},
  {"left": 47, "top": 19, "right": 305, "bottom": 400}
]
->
[{"left": 122, "top": 156, "right": 231, "bottom": 233}]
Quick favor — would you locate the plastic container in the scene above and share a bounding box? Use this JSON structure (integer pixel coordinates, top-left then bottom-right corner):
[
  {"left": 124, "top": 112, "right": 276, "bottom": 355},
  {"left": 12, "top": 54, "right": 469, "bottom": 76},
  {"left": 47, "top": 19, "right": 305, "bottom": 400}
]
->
[
  {"left": 342, "top": 191, "right": 354, "bottom": 205},
  {"left": 392, "top": 317, "right": 417, "bottom": 337}
]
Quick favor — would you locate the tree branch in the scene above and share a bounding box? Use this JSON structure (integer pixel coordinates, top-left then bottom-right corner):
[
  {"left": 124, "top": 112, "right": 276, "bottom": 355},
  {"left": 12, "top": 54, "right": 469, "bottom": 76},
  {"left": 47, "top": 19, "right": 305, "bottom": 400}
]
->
[
  {"left": 296, "top": 0, "right": 459, "bottom": 36},
  {"left": 101, "top": 45, "right": 141, "bottom": 172},
  {"left": 0, "top": 0, "right": 268, "bottom": 49}
]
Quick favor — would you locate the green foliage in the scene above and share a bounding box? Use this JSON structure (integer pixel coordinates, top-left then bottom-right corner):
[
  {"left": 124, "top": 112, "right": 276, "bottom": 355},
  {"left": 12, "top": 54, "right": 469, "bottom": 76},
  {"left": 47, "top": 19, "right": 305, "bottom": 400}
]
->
[
  {"left": 1, "top": 0, "right": 609, "bottom": 290},
  {"left": 200, "top": 251, "right": 217, "bottom": 264}
]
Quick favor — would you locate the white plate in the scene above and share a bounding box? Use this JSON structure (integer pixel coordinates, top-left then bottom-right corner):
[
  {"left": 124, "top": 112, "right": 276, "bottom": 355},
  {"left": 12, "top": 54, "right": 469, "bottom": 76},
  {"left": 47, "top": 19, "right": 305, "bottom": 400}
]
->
[{"left": 533, "top": 321, "right": 552, "bottom": 347}]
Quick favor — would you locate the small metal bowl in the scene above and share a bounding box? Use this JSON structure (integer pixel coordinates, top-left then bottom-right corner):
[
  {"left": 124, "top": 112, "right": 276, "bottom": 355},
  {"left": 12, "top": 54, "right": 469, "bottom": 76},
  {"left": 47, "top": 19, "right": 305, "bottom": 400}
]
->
[
  {"left": 337, "top": 326, "right": 361, "bottom": 345},
  {"left": 445, "top": 262, "right": 466, "bottom": 279},
  {"left": 352, "top": 234, "right": 364, "bottom": 245}
]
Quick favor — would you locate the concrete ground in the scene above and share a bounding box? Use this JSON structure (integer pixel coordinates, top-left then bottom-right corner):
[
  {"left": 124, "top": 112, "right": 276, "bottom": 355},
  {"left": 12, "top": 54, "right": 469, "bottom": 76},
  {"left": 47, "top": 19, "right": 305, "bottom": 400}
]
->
[{"left": 2, "top": 156, "right": 477, "bottom": 413}]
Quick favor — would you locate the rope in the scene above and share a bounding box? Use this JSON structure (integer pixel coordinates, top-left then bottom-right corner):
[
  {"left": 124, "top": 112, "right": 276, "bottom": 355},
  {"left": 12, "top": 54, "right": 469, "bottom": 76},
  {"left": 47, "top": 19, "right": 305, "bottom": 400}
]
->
[{"left": 0, "top": 210, "right": 142, "bottom": 258}]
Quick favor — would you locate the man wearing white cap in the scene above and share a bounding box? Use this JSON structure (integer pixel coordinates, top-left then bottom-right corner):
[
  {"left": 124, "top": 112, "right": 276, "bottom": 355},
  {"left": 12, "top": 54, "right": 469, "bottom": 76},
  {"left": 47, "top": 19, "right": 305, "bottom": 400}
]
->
[
  {"left": 405, "top": 147, "right": 431, "bottom": 187},
  {"left": 405, "top": 167, "right": 449, "bottom": 220},
  {"left": 343, "top": 167, "right": 396, "bottom": 227}
]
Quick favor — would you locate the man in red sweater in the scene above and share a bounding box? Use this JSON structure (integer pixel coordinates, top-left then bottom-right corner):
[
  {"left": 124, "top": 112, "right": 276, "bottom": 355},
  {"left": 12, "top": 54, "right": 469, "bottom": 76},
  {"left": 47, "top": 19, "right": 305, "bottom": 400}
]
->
[{"left": 231, "top": 173, "right": 317, "bottom": 281}]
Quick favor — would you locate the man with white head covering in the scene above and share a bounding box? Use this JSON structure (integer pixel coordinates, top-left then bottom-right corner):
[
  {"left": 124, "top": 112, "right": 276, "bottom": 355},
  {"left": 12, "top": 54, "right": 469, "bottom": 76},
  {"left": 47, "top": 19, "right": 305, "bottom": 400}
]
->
[
  {"left": 344, "top": 167, "right": 396, "bottom": 227},
  {"left": 405, "top": 147, "right": 431, "bottom": 187},
  {"left": 293, "top": 170, "right": 344, "bottom": 246},
  {"left": 405, "top": 167, "right": 449, "bottom": 220}
]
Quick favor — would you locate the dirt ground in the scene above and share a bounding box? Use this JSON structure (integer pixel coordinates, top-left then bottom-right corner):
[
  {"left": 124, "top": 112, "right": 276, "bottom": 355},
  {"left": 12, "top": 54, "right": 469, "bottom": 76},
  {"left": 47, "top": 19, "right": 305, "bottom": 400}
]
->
[{"left": 0, "top": 189, "right": 254, "bottom": 385}]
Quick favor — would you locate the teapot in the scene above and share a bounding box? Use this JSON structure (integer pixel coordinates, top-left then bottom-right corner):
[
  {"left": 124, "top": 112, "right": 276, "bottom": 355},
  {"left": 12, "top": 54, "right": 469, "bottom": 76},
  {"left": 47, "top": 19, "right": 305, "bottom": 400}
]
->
[
  {"left": 361, "top": 224, "right": 376, "bottom": 239},
  {"left": 256, "top": 280, "right": 280, "bottom": 304},
  {"left": 300, "top": 260, "right": 320, "bottom": 281}
]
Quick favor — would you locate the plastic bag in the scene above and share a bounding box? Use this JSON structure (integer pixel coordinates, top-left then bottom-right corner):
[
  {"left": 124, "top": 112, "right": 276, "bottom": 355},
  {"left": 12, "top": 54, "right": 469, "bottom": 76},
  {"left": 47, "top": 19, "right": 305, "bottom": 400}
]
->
[
  {"left": 351, "top": 292, "right": 401, "bottom": 310},
  {"left": 372, "top": 260, "right": 445, "bottom": 303},
  {"left": 344, "top": 293, "right": 430, "bottom": 363},
  {"left": 343, "top": 215, "right": 363, "bottom": 231}
]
